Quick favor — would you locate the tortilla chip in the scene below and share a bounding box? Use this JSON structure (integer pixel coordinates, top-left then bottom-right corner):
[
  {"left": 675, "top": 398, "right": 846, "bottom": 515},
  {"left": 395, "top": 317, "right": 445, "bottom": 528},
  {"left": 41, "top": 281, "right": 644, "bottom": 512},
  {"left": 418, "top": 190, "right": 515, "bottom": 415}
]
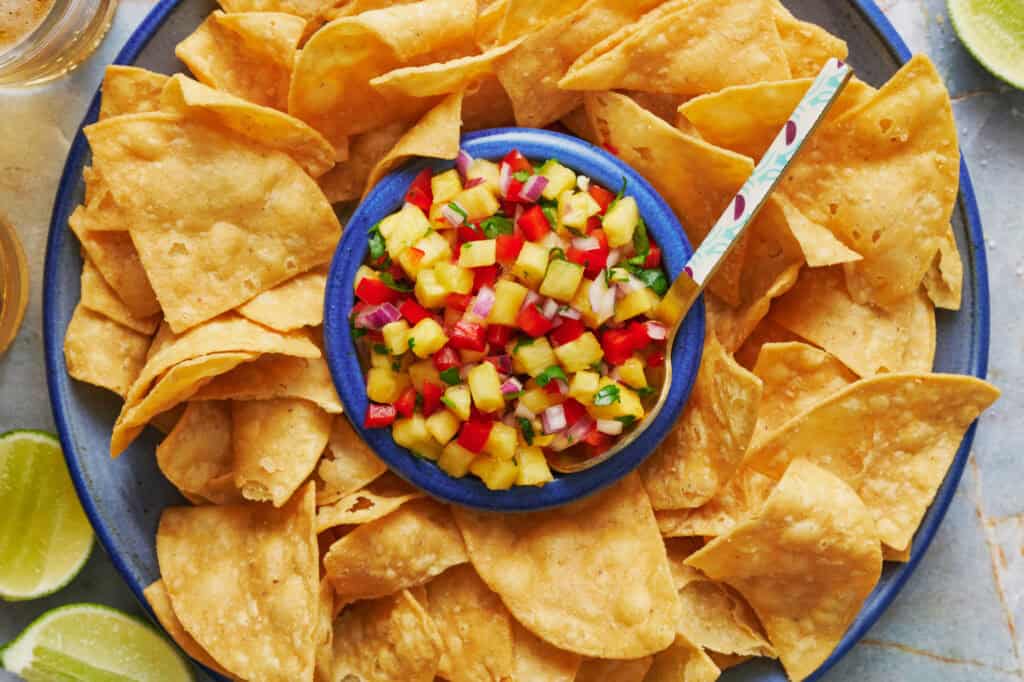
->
[
  {"left": 144, "top": 580, "right": 234, "bottom": 678},
  {"left": 324, "top": 498, "right": 468, "bottom": 601},
  {"left": 575, "top": 657, "right": 653, "bottom": 682},
  {"left": 644, "top": 633, "right": 721, "bottom": 682},
  {"left": 655, "top": 466, "right": 777, "bottom": 539},
  {"left": 423, "top": 564, "right": 514, "bottom": 682},
  {"left": 84, "top": 113, "right": 341, "bottom": 332},
  {"left": 511, "top": 620, "right": 581, "bottom": 682},
  {"left": 371, "top": 41, "right": 519, "bottom": 98},
  {"left": 315, "top": 578, "right": 334, "bottom": 682},
  {"left": 622, "top": 90, "right": 691, "bottom": 125},
  {"left": 770, "top": 266, "right": 935, "bottom": 377},
  {"left": 156, "top": 483, "right": 318, "bottom": 682},
  {"left": 583, "top": 90, "right": 753, "bottom": 304},
  {"left": 560, "top": 0, "right": 790, "bottom": 95},
  {"left": 316, "top": 416, "right": 389, "bottom": 504},
  {"left": 686, "top": 460, "right": 882, "bottom": 682},
  {"left": 751, "top": 341, "right": 856, "bottom": 441},
  {"left": 156, "top": 401, "right": 241, "bottom": 505},
  {"left": 708, "top": 653, "right": 751, "bottom": 671},
  {"left": 461, "top": 75, "right": 516, "bottom": 130},
  {"left": 883, "top": 544, "right": 912, "bottom": 563},
  {"left": 233, "top": 266, "right": 327, "bottom": 332},
  {"left": 64, "top": 304, "right": 151, "bottom": 397},
  {"left": 79, "top": 259, "right": 160, "bottom": 335},
  {"left": 317, "top": 122, "right": 409, "bottom": 203},
  {"left": 232, "top": 397, "right": 332, "bottom": 506},
  {"left": 288, "top": 0, "right": 476, "bottom": 149},
  {"left": 923, "top": 224, "right": 963, "bottom": 310},
  {"left": 497, "top": 0, "right": 587, "bottom": 42},
  {"left": 453, "top": 473, "right": 679, "bottom": 658},
  {"left": 100, "top": 66, "right": 169, "bottom": 119},
  {"left": 640, "top": 336, "right": 762, "bottom": 510},
  {"left": 774, "top": 193, "right": 862, "bottom": 268},
  {"left": 744, "top": 373, "right": 1000, "bottom": 551},
  {"left": 771, "top": 2, "right": 848, "bottom": 78},
  {"left": 193, "top": 352, "right": 342, "bottom": 413},
  {"left": 218, "top": 0, "right": 325, "bottom": 18},
  {"left": 332, "top": 590, "right": 443, "bottom": 682},
  {"left": 316, "top": 475, "right": 424, "bottom": 532},
  {"left": 734, "top": 317, "right": 802, "bottom": 371},
  {"left": 161, "top": 74, "right": 335, "bottom": 178}
]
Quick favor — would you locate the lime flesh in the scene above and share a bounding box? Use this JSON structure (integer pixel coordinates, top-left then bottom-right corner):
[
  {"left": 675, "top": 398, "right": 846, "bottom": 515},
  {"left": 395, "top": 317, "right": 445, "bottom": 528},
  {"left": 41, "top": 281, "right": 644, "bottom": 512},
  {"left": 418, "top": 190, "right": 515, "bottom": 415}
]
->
[
  {"left": 949, "top": 0, "right": 1024, "bottom": 89},
  {"left": 1, "top": 603, "right": 193, "bottom": 681},
  {"left": 0, "top": 430, "right": 93, "bottom": 601}
]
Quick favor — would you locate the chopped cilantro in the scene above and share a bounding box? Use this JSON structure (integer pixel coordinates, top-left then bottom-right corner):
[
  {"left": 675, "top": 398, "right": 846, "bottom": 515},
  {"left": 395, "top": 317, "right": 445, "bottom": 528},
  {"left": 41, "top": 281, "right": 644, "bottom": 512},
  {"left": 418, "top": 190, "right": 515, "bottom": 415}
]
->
[
  {"left": 589, "top": 360, "right": 605, "bottom": 373},
  {"left": 548, "top": 247, "right": 567, "bottom": 262},
  {"left": 539, "top": 199, "right": 559, "bottom": 228},
  {"left": 392, "top": 360, "right": 402, "bottom": 371},
  {"left": 535, "top": 365, "right": 567, "bottom": 387},
  {"left": 637, "top": 386, "right": 656, "bottom": 398},
  {"left": 379, "top": 271, "right": 413, "bottom": 292},
  {"left": 631, "top": 218, "right": 650, "bottom": 260},
  {"left": 407, "top": 337, "right": 416, "bottom": 351},
  {"left": 480, "top": 215, "right": 514, "bottom": 238},
  {"left": 448, "top": 202, "right": 468, "bottom": 219},
  {"left": 593, "top": 384, "right": 621, "bottom": 406},
  {"left": 615, "top": 415, "right": 637, "bottom": 426},
  {"left": 608, "top": 177, "right": 628, "bottom": 210},
  {"left": 625, "top": 265, "right": 669, "bottom": 296},
  {"left": 518, "top": 417, "right": 535, "bottom": 445},
  {"left": 372, "top": 343, "right": 388, "bottom": 355},
  {"left": 368, "top": 223, "right": 387, "bottom": 261},
  {"left": 513, "top": 170, "right": 531, "bottom": 182},
  {"left": 441, "top": 396, "right": 457, "bottom": 410},
  {"left": 513, "top": 336, "right": 534, "bottom": 353},
  {"left": 349, "top": 313, "right": 368, "bottom": 339},
  {"left": 439, "top": 367, "right": 461, "bottom": 385}
]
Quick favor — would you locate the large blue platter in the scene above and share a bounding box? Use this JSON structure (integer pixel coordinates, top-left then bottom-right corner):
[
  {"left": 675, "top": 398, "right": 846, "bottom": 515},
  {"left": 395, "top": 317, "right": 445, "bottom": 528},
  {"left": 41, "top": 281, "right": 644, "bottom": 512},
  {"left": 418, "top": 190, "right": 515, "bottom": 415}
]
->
[{"left": 42, "top": 2, "right": 990, "bottom": 680}]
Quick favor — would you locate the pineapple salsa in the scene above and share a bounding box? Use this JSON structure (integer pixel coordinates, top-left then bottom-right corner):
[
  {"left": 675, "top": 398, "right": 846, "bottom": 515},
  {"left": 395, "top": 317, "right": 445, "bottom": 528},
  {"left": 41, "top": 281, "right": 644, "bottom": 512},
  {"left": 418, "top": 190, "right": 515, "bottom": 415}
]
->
[{"left": 351, "top": 149, "right": 672, "bottom": 490}]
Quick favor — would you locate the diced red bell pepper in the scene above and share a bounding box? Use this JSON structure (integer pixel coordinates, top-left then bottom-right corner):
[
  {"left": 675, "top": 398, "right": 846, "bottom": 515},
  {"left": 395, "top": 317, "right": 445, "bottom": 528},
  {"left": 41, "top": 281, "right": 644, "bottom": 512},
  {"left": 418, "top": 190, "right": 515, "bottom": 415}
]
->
[
  {"left": 499, "top": 199, "right": 518, "bottom": 217},
  {"left": 364, "top": 403, "right": 397, "bottom": 428},
  {"left": 502, "top": 149, "right": 532, "bottom": 175},
  {"left": 403, "top": 247, "right": 425, "bottom": 270},
  {"left": 517, "top": 304, "right": 554, "bottom": 337},
  {"left": 457, "top": 419, "right": 494, "bottom": 453},
  {"left": 644, "top": 245, "right": 662, "bottom": 269},
  {"left": 505, "top": 178, "right": 524, "bottom": 202},
  {"left": 544, "top": 380, "right": 564, "bottom": 395},
  {"left": 445, "top": 293, "right": 473, "bottom": 312},
  {"left": 421, "top": 381, "right": 443, "bottom": 417},
  {"left": 355, "top": 277, "right": 399, "bottom": 305},
  {"left": 647, "top": 349, "right": 665, "bottom": 367},
  {"left": 566, "top": 229, "right": 609, "bottom": 279},
  {"left": 387, "top": 261, "right": 408, "bottom": 283},
  {"left": 627, "top": 320, "right": 651, "bottom": 350},
  {"left": 449, "top": 320, "right": 488, "bottom": 352},
  {"left": 399, "top": 299, "right": 431, "bottom": 325},
  {"left": 473, "top": 265, "right": 500, "bottom": 291},
  {"left": 562, "top": 398, "right": 587, "bottom": 425},
  {"left": 517, "top": 204, "right": 550, "bottom": 241},
  {"left": 588, "top": 184, "right": 616, "bottom": 214},
  {"left": 583, "top": 430, "right": 613, "bottom": 457},
  {"left": 495, "top": 234, "right": 524, "bottom": 263},
  {"left": 458, "top": 224, "right": 484, "bottom": 243},
  {"left": 487, "top": 324, "right": 514, "bottom": 348},
  {"left": 585, "top": 215, "right": 603, "bottom": 234},
  {"left": 432, "top": 345, "right": 461, "bottom": 372},
  {"left": 405, "top": 168, "right": 433, "bottom": 213},
  {"left": 549, "top": 318, "right": 586, "bottom": 347},
  {"left": 395, "top": 387, "right": 417, "bottom": 418},
  {"left": 601, "top": 328, "right": 636, "bottom": 365}
]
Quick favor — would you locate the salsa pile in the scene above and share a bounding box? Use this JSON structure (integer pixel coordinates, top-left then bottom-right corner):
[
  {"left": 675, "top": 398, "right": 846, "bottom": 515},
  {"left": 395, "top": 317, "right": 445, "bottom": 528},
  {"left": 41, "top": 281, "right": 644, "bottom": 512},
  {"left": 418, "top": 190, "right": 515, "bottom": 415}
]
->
[{"left": 351, "top": 149, "right": 671, "bottom": 490}]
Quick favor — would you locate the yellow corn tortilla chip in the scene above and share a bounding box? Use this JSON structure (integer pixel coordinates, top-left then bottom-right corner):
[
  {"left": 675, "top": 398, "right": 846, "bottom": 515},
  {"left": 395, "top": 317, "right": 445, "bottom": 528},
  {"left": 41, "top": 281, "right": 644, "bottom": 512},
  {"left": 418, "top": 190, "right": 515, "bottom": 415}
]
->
[
  {"left": 622, "top": 90, "right": 692, "bottom": 125},
  {"left": 175, "top": 11, "right": 305, "bottom": 112},
  {"left": 771, "top": 1, "right": 849, "bottom": 78},
  {"left": 316, "top": 416, "right": 388, "bottom": 504},
  {"left": 923, "top": 223, "right": 963, "bottom": 310},
  {"left": 316, "top": 475, "right": 424, "bottom": 532},
  {"left": 744, "top": 373, "right": 1000, "bottom": 551},
  {"left": 655, "top": 466, "right": 777, "bottom": 540},
  {"left": 218, "top": 0, "right": 324, "bottom": 20},
  {"left": 734, "top": 317, "right": 802, "bottom": 371},
  {"left": 85, "top": 113, "right": 341, "bottom": 332},
  {"left": 232, "top": 397, "right": 332, "bottom": 506},
  {"left": 150, "top": 403, "right": 186, "bottom": 435},
  {"left": 773, "top": 193, "right": 862, "bottom": 268},
  {"left": 144, "top": 580, "right": 234, "bottom": 678},
  {"left": 193, "top": 352, "right": 342, "bottom": 413},
  {"left": 324, "top": 498, "right": 468, "bottom": 601},
  {"left": 453, "top": 473, "right": 680, "bottom": 658},
  {"left": 883, "top": 544, "right": 912, "bottom": 563},
  {"left": 560, "top": 0, "right": 790, "bottom": 95},
  {"left": 288, "top": 0, "right": 476, "bottom": 149},
  {"left": 157, "top": 483, "right": 318, "bottom": 682},
  {"left": 156, "top": 401, "right": 241, "bottom": 505},
  {"left": 317, "top": 122, "right": 409, "bottom": 203},
  {"left": 497, "top": 0, "right": 587, "bottom": 42},
  {"left": 236, "top": 265, "right": 328, "bottom": 331},
  {"left": 424, "top": 564, "right": 514, "bottom": 682},
  {"left": 751, "top": 341, "right": 856, "bottom": 441},
  {"left": 100, "top": 66, "right": 169, "bottom": 119},
  {"left": 462, "top": 75, "right": 516, "bottom": 130},
  {"left": 644, "top": 633, "right": 721, "bottom": 682},
  {"left": 79, "top": 259, "right": 160, "bottom": 335},
  {"left": 686, "top": 460, "right": 882, "bottom": 682},
  {"left": 511, "top": 620, "right": 582, "bottom": 682},
  {"left": 315, "top": 578, "right": 334, "bottom": 682},
  {"left": 583, "top": 90, "right": 754, "bottom": 305},
  {"left": 708, "top": 653, "right": 751, "bottom": 671},
  {"left": 770, "top": 266, "right": 935, "bottom": 377},
  {"left": 64, "top": 304, "right": 151, "bottom": 398},
  {"left": 575, "top": 656, "right": 653, "bottom": 682},
  {"left": 332, "top": 590, "right": 443, "bottom": 682},
  {"left": 640, "top": 336, "right": 762, "bottom": 510},
  {"left": 371, "top": 41, "right": 520, "bottom": 98}
]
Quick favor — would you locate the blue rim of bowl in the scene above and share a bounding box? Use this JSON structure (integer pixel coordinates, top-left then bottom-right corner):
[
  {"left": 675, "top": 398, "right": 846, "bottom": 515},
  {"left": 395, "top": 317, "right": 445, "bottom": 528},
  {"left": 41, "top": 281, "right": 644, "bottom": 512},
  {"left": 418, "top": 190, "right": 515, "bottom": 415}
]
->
[
  {"left": 323, "top": 127, "right": 705, "bottom": 512},
  {"left": 39, "top": 1, "right": 991, "bottom": 680}
]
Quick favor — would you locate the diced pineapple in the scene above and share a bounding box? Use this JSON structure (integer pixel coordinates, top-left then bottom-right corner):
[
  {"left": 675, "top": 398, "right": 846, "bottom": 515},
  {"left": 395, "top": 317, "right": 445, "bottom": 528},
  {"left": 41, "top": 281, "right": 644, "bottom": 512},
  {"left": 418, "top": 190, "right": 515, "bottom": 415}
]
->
[
  {"left": 618, "top": 356, "right": 648, "bottom": 388},
  {"left": 452, "top": 184, "right": 500, "bottom": 221},
  {"left": 431, "top": 169, "right": 463, "bottom": 204},
  {"left": 434, "top": 262, "right": 474, "bottom": 294},
  {"left": 553, "top": 332, "right": 604, "bottom": 372},
  {"left": 426, "top": 410, "right": 461, "bottom": 445},
  {"left": 559, "top": 190, "right": 602, "bottom": 230},
  {"left": 392, "top": 414, "right": 434, "bottom": 454},
  {"left": 381, "top": 320, "right": 410, "bottom": 356},
  {"left": 469, "top": 455, "right": 518, "bottom": 490},
  {"left": 516, "top": 446, "right": 554, "bottom": 486},
  {"left": 484, "top": 422, "right": 518, "bottom": 460},
  {"left": 458, "top": 239, "right": 497, "bottom": 269},
  {"left": 512, "top": 242, "right": 549, "bottom": 288},
  {"left": 367, "top": 367, "right": 409, "bottom": 403},
  {"left": 539, "top": 259, "right": 584, "bottom": 302},
  {"left": 512, "top": 337, "right": 557, "bottom": 377},
  {"left": 602, "top": 195, "right": 639, "bottom": 247},
  {"left": 355, "top": 265, "right": 378, "bottom": 288},
  {"left": 459, "top": 348, "right": 487, "bottom": 364},
  {"left": 488, "top": 279, "right": 529, "bottom": 326},
  {"left": 429, "top": 203, "right": 448, "bottom": 229},
  {"left": 538, "top": 160, "right": 576, "bottom": 199},
  {"left": 467, "top": 362, "right": 505, "bottom": 413},
  {"left": 568, "top": 370, "right": 601, "bottom": 403},
  {"left": 415, "top": 268, "right": 449, "bottom": 308},
  {"left": 570, "top": 279, "right": 603, "bottom": 328},
  {"left": 443, "top": 384, "right": 472, "bottom": 421},
  {"left": 409, "top": 318, "right": 448, "bottom": 359},
  {"left": 614, "top": 287, "right": 658, "bottom": 322},
  {"left": 587, "top": 377, "right": 644, "bottom": 421},
  {"left": 379, "top": 203, "right": 431, "bottom": 258},
  {"left": 439, "top": 441, "right": 476, "bottom": 477},
  {"left": 519, "top": 387, "right": 559, "bottom": 414},
  {"left": 467, "top": 159, "right": 501, "bottom": 196},
  {"left": 370, "top": 351, "right": 392, "bottom": 369},
  {"left": 397, "top": 247, "right": 425, "bottom": 279},
  {"left": 408, "top": 360, "right": 441, "bottom": 391},
  {"left": 532, "top": 430, "right": 556, "bottom": 447},
  {"left": 403, "top": 231, "right": 451, "bottom": 278}
]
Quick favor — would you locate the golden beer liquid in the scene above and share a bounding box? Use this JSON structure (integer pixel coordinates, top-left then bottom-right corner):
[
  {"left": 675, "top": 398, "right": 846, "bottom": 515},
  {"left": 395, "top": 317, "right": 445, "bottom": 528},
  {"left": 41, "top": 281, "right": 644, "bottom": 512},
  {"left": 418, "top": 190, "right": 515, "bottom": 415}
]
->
[{"left": 0, "top": 216, "right": 28, "bottom": 356}]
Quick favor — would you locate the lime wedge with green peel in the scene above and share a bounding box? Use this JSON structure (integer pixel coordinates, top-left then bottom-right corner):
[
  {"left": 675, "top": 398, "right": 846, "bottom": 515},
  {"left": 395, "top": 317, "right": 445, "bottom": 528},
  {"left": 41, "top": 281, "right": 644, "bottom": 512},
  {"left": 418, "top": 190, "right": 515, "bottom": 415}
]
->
[
  {"left": 2, "top": 603, "right": 194, "bottom": 681},
  {"left": 949, "top": 0, "right": 1024, "bottom": 89},
  {"left": 0, "top": 429, "right": 93, "bottom": 601}
]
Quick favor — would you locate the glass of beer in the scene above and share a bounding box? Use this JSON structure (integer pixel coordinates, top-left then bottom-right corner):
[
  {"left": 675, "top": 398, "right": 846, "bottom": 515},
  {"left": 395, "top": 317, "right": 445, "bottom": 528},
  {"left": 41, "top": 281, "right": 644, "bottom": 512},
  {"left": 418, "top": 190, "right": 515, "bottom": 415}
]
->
[
  {"left": 0, "top": 217, "right": 29, "bottom": 356},
  {"left": 0, "top": 0, "right": 118, "bottom": 86}
]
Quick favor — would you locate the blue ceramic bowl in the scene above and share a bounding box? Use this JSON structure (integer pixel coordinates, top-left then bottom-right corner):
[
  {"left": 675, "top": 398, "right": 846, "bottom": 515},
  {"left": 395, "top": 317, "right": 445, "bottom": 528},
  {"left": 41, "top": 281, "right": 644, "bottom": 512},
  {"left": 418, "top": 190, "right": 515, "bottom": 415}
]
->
[{"left": 323, "top": 128, "right": 705, "bottom": 511}]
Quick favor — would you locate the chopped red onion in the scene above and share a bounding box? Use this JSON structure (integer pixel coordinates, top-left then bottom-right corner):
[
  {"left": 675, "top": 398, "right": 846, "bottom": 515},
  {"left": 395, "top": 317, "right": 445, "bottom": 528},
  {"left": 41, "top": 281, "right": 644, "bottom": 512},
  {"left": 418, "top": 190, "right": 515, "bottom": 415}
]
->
[
  {"left": 589, "top": 275, "right": 616, "bottom": 320},
  {"left": 606, "top": 248, "right": 621, "bottom": 268},
  {"left": 645, "top": 321, "right": 668, "bottom": 340},
  {"left": 541, "top": 298, "right": 560, "bottom": 319},
  {"left": 520, "top": 175, "right": 549, "bottom": 202},
  {"left": 576, "top": 175, "right": 591, "bottom": 191},
  {"left": 541, "top": 404, "right": 566, "bottom": 433},
  {"left": 486, "top": 354, "right": 513, "bottom": 374},
  {"left": 514, "top": 402, "right": 535, "bottom": 420},
  {"left": 521, "top": 290, "right": 541, "bottom": 312},
  {"left": 565, "top": 416, "right": 595, "bottom": 443},
  {"left": 472, "top": 286, "right": 495, "bottom": 318},
  {"left": 500, "top": 377, "right": 523, "bottom": 396},
  {"left": 355, "top": 302, "right": 402, "bottom": 330},
  {"left": 597, "top": 419, "right": 623, "bottom": 435},
  {"left": 456, "top": 149, "right": 473, "bottom": 178},
  {"left": 559, "top": 306, "right": 582, "bottom": 320},
  {"left": 551, "top": 316, "right": 564, "bottom": 328},
  {"left": 498, "top": 162, "right": 512, "bottom": 198},
  {"left": 572, "top": 236, "right": 600, "bottom": 251},
  {"left": 441, "top": 203, "right": 466, "bottom": 226},
  {"left": 464, "top": 176, "right": 485, "bottom": 189}
]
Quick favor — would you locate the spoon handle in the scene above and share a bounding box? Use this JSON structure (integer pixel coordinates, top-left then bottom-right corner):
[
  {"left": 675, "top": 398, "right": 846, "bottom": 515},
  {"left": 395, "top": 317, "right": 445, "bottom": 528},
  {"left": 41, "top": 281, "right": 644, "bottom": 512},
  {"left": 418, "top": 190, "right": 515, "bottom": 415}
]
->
[{"left": 654, "top": 58, "right": 855, "bottom": 327}]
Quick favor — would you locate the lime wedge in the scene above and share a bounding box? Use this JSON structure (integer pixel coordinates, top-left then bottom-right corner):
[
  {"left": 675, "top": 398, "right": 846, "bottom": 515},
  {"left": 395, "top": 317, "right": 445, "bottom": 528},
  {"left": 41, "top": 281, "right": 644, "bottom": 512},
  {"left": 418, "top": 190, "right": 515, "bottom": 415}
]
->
[
  {"left": 0, "top": 430, "right": 93, "bottom": 601},
  {"left": 1, "top": 603, "right": 193, "bottom": 681},
  {"left": 949, "top": 0, "right": 1024, "bottom": 89}
]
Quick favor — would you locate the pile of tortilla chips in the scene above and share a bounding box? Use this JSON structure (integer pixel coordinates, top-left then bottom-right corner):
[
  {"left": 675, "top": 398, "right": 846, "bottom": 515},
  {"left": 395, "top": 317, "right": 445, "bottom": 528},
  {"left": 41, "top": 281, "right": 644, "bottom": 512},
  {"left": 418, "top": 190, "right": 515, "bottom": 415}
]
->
[{"left": 63, "top": 0, "right": 1000, "bottom": 680}]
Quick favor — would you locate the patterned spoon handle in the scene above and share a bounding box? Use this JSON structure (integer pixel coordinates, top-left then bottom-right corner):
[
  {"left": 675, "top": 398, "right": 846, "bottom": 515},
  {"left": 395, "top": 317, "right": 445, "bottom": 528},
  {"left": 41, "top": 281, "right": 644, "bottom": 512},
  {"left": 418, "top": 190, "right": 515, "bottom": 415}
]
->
[{"left": 654, "top": 58, "right": 854, "bottom": 327}]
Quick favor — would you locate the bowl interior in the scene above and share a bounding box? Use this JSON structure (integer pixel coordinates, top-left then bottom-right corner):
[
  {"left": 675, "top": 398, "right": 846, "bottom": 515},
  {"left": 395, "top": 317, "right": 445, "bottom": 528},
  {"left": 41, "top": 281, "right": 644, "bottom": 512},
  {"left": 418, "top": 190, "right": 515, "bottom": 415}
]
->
[{"left": 323, "top": 127, "right": 705, "bottom": 512}]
